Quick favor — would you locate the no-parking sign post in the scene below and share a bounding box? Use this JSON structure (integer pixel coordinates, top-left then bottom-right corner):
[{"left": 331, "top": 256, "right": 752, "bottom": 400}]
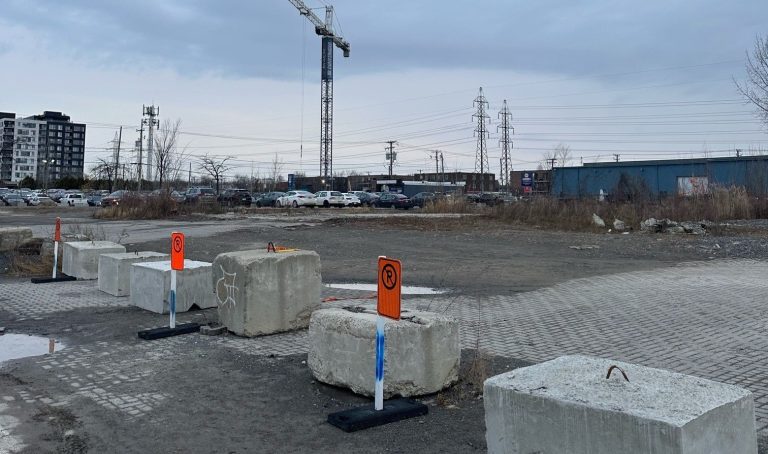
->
[
  {"left": 326, "top": 255, "right": 427, "bottom": 432},
  {"left": 375, "top": 256, "right": 402, "bottom": 411},
  {"left": 170, "top": 232, "right": 185, "bottom": 329},
  {"left": 31, "top": 217, "right": 76, "bottom": 284},
  {"left": 136, "top": 231, "right": 199, "bottom": 341}
]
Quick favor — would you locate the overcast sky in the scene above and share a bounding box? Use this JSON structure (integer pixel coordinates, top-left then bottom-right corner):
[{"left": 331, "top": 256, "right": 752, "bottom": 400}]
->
[{"left": 1, "top": 0, "right": 767, "bottom": 180}]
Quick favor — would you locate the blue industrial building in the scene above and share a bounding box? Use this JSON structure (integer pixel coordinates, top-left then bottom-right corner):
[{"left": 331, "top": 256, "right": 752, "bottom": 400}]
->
[{"left": 551, "top": 155, "right": 768, "bottom": 199}]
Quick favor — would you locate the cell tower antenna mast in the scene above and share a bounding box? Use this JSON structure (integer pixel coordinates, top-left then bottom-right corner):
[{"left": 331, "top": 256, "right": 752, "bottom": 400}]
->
[
  {"left": 473, "top": 87, "right": 491, "bottom": 192},
  {"left": 142, "top": 105, "right": 159, "bottom": 183},
  {"left": 498, "top": 99, "right": 514, "bottom": 193},
  {"left": 288, "top": 1, "right": 350, "bottom": 189}
]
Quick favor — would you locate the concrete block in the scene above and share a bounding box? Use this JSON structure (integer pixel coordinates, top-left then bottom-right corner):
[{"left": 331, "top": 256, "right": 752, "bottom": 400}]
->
[
  {"left": 130, "top": 260, "right": 215, "bottom": 314},
  {"left": 0, "top": 227, "right": 33, "bottom": 252},
  {"left": 213, "top": 249, "right": 321, "bottom": 336},
  {"left": 98, "top": 251, "right": 169, "bottom": 297},
  {"left": 484, "top": 355, "right": 757, "bottom": 454},
  {"left": 61, "top": 241, "right": 126, "bottom": 280},
  {"left": 308, "top": 306, "right": 460, "bottom": 398}
]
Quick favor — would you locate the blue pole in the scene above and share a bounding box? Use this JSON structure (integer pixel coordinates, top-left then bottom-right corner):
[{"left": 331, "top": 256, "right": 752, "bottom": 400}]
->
[
  {"left": 169, "top": 269, "right": 177, "bottom": 328},
  {"left": 375, "top": 315, "right": 385, "bottom": 410}
]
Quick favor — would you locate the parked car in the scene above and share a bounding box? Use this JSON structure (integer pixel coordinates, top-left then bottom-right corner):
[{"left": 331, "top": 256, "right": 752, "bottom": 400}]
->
[
  {"left": 102, "top": 190, "right": 129, "bottom": 206},
  {"left": 87, "top": 194, "right": 103, "bottom": 207},
  {"left": 374, "top": 192, "right": 412, "bottom": 209},
  {"left": 217, "top": 188, "right": 252, "bottom": 207},
  {"left": 342, "top": 193, "right": 361, "bottom": 207},
  {"left": 170, "top": 191, "right": 186, "bottom": 203},
  {"left": 410, "top": 192, "right": 437, "bottom": 208},
  {"left": 47, "top": 189, "right": 66, "bottom": 202},
  {"left": 59, "top": 193, "right": 88, "bottom": 207},
  {"left": 314, "top": 191, "right": 345, "bottom": 208},
  {"left": 18, "top": 189, "right": 35, "bottom": 204},
  {"left": 353, "top": 191, "right": 379, "bottom": 206},
  {"left": 26, "top": 194, "right": 40, "bottom": 206},
  {"left": 276, "top": 190, "right": 317, "bottom": 208},
  {"left": 469, "top": 192, "right": 503, "bottom": 206},
  {"left": 2, "top": 193, "right": 24, "bottom": 206},
  {"left": 185, "top": 187, "right": 216, "bottom": 204},
  {"left": 31, "top": 193, "right": 55, "bottom": 206},
  {"left": 254, "top": 192, "right": 284, "bottom": 207}
]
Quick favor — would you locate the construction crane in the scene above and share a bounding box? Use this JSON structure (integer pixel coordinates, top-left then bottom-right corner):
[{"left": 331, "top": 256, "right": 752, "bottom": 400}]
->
[{"left": 288, "top": 1, "right": 350, "bottom": 189}]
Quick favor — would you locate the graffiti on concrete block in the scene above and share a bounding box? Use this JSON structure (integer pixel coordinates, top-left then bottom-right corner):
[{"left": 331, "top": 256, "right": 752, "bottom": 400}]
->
[{"left": 215, "top": 266, "right": 238, "bottom": 309}]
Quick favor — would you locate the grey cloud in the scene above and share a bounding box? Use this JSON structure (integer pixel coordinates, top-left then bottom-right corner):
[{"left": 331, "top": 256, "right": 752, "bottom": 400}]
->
[{"left": 1, "top": 0, "right": 766, "bottom": 81}]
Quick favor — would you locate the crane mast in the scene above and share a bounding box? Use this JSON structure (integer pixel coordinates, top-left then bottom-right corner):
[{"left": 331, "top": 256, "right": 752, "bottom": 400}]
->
[{"left": 288, "top": 0, "right": 350, "bottom": 189}]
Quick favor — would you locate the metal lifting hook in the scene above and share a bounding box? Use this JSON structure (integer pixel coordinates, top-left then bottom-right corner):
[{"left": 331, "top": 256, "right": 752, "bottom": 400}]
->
[{"left": 606, "top": 365, "right": 630, "bottom": 382}]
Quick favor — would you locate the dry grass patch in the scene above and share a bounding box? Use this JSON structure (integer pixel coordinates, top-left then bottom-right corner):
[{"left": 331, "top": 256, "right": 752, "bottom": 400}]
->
[
  {"left": 94, "top": 195, "right": 225, "bottom": 220},
  {"left": 9, "top": 250, "right": 56, "bottom": 277},
  {"left": 486, "top": 186, "right": 768, "bottom": 231}
]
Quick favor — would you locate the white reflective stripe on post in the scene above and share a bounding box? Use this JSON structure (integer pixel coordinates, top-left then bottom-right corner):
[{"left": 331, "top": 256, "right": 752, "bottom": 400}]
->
[
  {"left": 375, "top": 315, "right": 385, "bottom": 411},
  {"left": 52, "top": 241, "right": 58, "bottom": 279},
  {"left": 169, "top": 269, "right": 177, "bottom": 329}
]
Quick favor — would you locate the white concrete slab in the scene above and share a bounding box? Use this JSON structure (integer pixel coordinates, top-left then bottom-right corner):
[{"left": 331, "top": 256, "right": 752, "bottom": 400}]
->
[
  {"left": 484, "top": 355, "right": 757, "bottom": 454},
  {"left": 98, "top": 251, "right": 169, "bottom": 297},
  {"left": 130, "top": 259, "right": 214, "bottom": 314},
  {"left": 61, "top": 241, "right": 126, "bottom": 280}
]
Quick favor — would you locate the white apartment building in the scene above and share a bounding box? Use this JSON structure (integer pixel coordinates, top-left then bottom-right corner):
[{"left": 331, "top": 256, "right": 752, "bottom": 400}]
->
[{"left": 12, "top": 118, "right": 44, "bottom": 183}]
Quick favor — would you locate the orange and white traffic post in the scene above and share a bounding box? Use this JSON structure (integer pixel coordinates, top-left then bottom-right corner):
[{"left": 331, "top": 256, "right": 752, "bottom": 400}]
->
[
  {"left": 170, "top": 232, "right": 185, "bottom": 329},
  {"left": 52, "top": 217, "right": 61, "bottom": 278},
  {"left": 375, "top": 256, "right": 402, "bottom": 411}
]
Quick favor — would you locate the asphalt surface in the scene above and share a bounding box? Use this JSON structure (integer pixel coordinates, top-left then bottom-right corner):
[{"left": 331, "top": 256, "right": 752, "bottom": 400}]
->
[{"left": 2, "top": 206, "right": 768, "bottom": 453}]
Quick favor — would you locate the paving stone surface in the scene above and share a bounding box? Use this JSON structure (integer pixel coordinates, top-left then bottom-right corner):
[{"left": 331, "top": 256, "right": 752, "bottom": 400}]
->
[{"left": 3, "top": 259, "right": 768, "bottom": 431}]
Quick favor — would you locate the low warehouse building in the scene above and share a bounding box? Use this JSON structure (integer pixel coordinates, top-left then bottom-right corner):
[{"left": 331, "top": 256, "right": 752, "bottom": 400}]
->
[{"left": 551, "top": 155, "right": 768, "bottom": 199}]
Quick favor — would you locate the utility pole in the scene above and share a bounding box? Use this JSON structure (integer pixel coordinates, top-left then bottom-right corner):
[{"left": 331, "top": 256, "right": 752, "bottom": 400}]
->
[
  {"left": 547, "top": 158, "right": 557, "bottom": 170},
  {"left": 473, "top": 87, "right": 490, "bottom": 192},
  {"left": 433, "top": 150, "right": 440, "bottom": 176},
  {"left": 386, "top": 140, "right": 396, "bottom": 178},
  {"left": 613, "top": 153, "right": 620, "bottom": 163},
  {"left": 142, "top": 105, "right": 159, "bottom": 183},
  {"left": 136, "top": 123, "right": 144, "bottom": 191},
  {"left": 440, "top": 152, "right": 445, "bottom": 194},
  {"left": 188, "top": 162, "right": 192, "bottom": 188},
  {"left": 250, "top": 161, "right": 254, "bottom": 193},
  {"left": 497, "top": 99, "right": 513, "bottom": 193},
  {"left": 114, "top": 126, "right": 122, "bottom": 191}
]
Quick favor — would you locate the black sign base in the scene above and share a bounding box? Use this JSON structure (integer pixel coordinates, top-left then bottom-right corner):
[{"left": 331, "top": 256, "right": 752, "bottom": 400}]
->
[
  {"left": 327, "top": 398, "right": 428, "bottom": 432},
  {"left": 138, "top": 322, "right": 200, "bottom": 340},
  {"left": 31, "top": 275, "right": 77, "bottom": 284}
]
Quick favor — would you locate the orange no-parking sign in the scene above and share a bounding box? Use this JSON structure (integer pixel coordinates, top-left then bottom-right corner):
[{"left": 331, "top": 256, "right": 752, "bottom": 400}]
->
[
  {"left": 54, "top": 217, "right": 61, "bottom": 242},
  {"left": 171, "top": 232, "right": 185, "bottom": 271},
  {"left": 377, "top": 257, "right": 402, "bottom": 320}
]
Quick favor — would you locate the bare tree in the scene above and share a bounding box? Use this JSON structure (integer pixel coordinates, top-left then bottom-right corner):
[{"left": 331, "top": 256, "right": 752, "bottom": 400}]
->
[
  {"left": 553, "top": 143, "right": 573, "bottom": 167},
  {"left": 153, "top": 118, "right": 188, "bottom": 190},
  {"left": 90, "top": 158, "right": 115, "bottom": 192},
  {"left": 198, "top": 154, "right": 233, "bottom": 194},
  {"left": 736, "top": 35, "right": 768, "bottom": 126},
  {"left": 268, "top": 153, "right": 284, "bottom": 191},
  {"left": 539, "top": 143, "right": 573, "bottom": 170}
]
